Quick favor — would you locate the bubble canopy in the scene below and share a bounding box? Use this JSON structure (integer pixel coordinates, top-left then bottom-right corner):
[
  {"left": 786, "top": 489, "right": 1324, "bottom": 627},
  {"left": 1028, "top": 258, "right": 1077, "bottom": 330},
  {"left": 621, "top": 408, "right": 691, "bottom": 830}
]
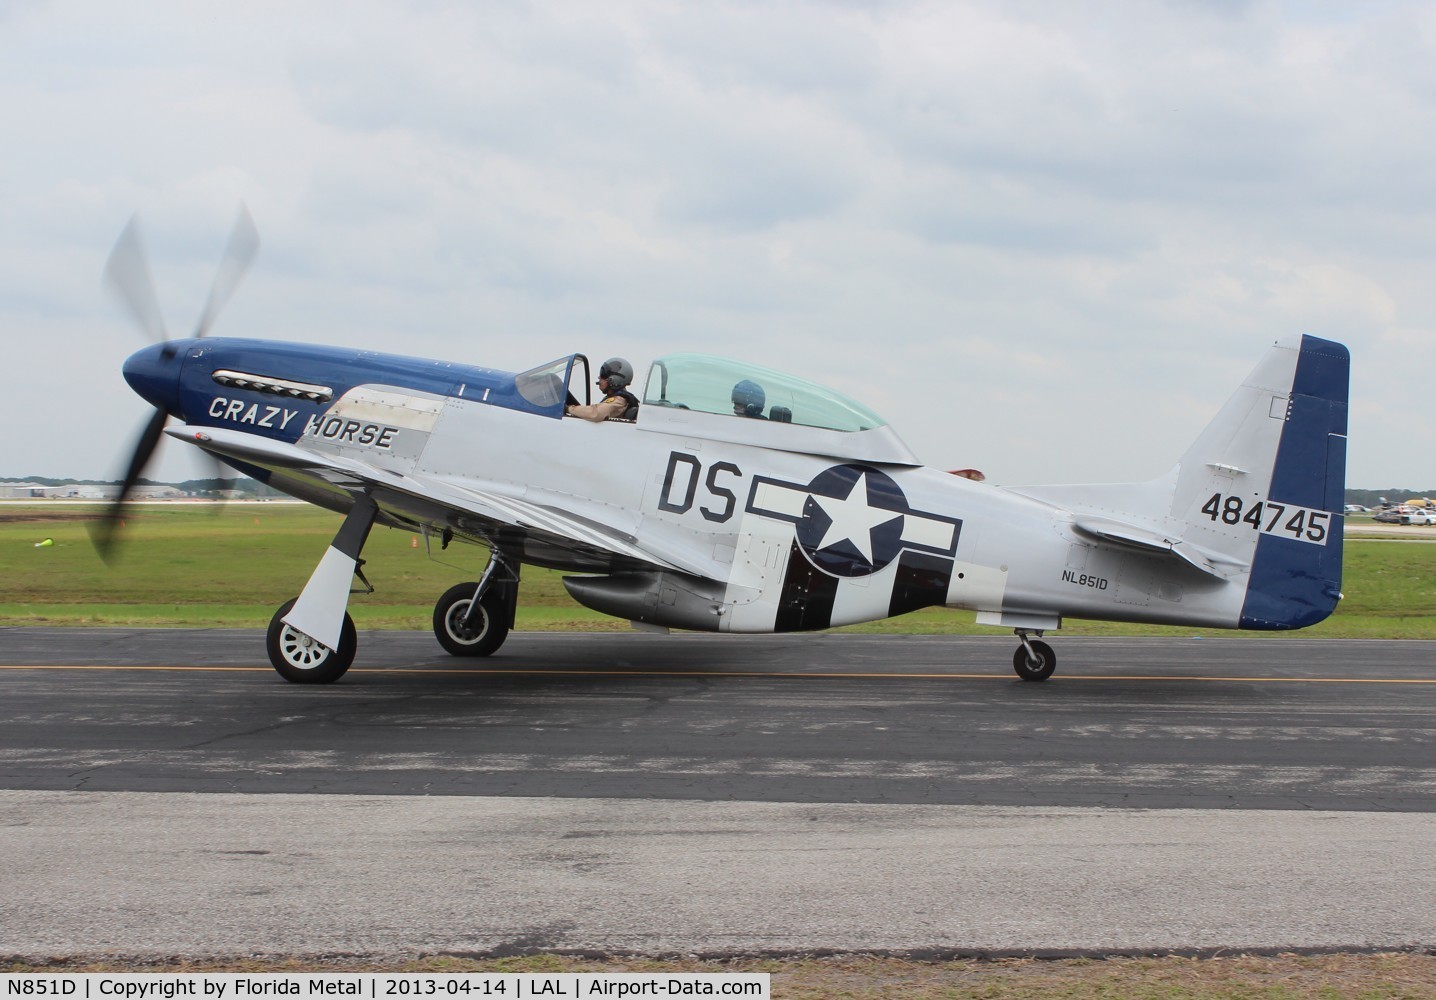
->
[{"left": 642, "top": 353, "right": 887, "bottom": 433}]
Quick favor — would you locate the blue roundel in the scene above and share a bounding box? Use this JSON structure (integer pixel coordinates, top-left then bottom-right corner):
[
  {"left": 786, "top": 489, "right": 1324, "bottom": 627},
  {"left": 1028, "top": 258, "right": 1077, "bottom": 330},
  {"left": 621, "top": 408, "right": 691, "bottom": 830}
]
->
[{"left": 794, "top": 465, "right": 909, "bottom": 577}]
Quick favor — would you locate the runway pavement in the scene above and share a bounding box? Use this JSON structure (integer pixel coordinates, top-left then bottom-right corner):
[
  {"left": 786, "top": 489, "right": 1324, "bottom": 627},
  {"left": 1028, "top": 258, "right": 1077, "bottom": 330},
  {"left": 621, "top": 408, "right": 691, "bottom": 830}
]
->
[{"left": 1, "top": 628, "right": 1433, "bottom": 957}]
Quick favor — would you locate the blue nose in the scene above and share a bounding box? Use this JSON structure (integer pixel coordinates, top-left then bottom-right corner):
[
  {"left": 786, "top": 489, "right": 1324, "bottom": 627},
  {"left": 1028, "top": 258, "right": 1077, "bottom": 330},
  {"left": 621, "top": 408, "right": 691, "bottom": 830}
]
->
[{"left": 122, "top": 340, "right": 189, "bottom": 414}]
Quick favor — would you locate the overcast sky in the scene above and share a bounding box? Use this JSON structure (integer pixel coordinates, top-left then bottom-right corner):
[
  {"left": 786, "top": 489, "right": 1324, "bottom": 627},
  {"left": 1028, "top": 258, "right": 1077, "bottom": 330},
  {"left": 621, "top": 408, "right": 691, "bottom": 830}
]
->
[{"left": 2, "top": 0, "right": 1432, "bottom": 489}]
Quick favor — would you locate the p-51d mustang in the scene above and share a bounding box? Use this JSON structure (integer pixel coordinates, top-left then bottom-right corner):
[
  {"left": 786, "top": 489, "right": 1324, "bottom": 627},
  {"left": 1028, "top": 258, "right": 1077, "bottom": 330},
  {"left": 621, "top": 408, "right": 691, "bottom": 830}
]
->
[{"left": 97, "top": 211, "right": 1349, "bottom": 683}]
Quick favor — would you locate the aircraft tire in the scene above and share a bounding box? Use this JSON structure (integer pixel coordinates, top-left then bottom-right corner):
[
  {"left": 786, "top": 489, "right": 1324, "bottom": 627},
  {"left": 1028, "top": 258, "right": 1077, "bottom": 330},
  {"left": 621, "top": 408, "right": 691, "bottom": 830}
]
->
[
  {"left": 1012, "top": 639, "right": 1056, "bottom": 682},
  {"left": 434, "top": 582, "right": 510, "bottom": 657},
  {"left": 266, "top": 598, "right": 357, "bottom": 684}
]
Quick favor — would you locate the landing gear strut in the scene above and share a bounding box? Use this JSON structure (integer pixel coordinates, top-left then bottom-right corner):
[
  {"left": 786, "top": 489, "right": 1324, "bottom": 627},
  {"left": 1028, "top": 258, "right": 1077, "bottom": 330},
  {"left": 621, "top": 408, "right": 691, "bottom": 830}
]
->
[
  {"left": 433, "top": 549, "right": 517, "bottom": 657},
  {"left": 1012, "top": 629, "right": 1056, "bottom": 682},
  {"left": 266, "top": 495, "right": 376, "bottom": 684}
]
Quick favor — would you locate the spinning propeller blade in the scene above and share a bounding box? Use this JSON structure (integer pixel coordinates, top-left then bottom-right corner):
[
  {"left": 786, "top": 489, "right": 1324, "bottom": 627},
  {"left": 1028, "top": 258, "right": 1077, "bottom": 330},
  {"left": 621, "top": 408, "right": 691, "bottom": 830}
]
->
[
  {"left": 93, "top": 206, "right": 259, "bottom": 562},
  {"left": 103, "top": 216, "right": 169, "bottom": 345},
  {"left": 193, "top": 204, "right": 259, "bottom": 340},
  {"left": 90, "top": 406, "right": 168, "bottom": 563}
]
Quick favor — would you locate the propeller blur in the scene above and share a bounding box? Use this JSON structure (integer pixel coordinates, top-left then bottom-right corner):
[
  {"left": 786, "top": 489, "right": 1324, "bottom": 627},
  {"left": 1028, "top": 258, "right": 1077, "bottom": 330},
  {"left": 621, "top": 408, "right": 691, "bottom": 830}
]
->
[{"left": 92, "top": 208, "right": 257, "bottom": 561}]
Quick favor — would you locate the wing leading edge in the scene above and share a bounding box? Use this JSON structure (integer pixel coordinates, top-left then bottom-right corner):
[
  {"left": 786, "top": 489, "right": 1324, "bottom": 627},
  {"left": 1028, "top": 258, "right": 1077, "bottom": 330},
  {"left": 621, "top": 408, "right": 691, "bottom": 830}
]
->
[{"left": 165, "top": 423, "right": 707, "bottom": 578}]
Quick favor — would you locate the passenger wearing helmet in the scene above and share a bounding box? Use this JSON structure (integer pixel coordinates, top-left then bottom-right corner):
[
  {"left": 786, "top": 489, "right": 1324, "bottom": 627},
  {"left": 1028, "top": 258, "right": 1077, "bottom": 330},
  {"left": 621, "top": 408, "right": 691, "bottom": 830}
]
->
[
  {"left": 731, "top": 379, "right": 767, "bottom": 419},
  {"left": 565, "top": 357, "right": 639, "bottom": 422}
]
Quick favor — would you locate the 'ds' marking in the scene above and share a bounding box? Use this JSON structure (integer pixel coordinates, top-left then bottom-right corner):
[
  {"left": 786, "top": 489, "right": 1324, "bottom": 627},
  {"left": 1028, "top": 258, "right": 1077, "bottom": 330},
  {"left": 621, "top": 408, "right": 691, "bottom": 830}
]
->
[
  {"left": 1200, "top": 493, "right": 1332, "bottom": 545},
  {"left": 657, "top": 452, "right": 742, "bottom": 523}
]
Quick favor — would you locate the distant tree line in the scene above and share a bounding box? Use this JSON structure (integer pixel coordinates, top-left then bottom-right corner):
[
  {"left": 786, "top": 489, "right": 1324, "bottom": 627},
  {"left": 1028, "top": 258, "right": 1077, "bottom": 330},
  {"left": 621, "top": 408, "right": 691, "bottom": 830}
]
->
[
  {"left": 1345, "top": 488, "right": 1435, "bottom": 507},
  {"left": 4, "top": 476, "right": 1427, "bottom": 507},
  {"left": 0, "top": 475, "right": 284, "bottom": 498}
]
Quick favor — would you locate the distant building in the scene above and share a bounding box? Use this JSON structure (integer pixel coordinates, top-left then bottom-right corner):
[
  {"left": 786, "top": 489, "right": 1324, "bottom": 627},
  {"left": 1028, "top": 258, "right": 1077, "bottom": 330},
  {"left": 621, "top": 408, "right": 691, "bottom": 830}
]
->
[
  {"left": 0, "top": 480, "right": 261, "bottom": 500},
  {"left": 0, "top": 484, "right": 160, "bottom": 500},
  {"left": 44, "top": 484, "right": 125, "bottom": 499}
]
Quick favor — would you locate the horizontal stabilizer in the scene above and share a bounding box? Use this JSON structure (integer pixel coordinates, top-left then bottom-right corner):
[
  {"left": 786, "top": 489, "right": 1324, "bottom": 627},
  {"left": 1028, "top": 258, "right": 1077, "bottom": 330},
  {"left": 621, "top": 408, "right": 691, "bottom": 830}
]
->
[{"left": 1071, "top": 515, "right": 1248, "bottom": 579}]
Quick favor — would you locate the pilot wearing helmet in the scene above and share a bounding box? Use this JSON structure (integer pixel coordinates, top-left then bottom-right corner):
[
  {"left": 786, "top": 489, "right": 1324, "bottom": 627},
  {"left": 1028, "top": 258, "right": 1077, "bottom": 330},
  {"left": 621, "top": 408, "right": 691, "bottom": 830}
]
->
[
  {"left": 731, "top": 379, "right": 766, "bottom": 419},
  {"left": 566, "top": 357, "right": 639, "bottom": 422}
]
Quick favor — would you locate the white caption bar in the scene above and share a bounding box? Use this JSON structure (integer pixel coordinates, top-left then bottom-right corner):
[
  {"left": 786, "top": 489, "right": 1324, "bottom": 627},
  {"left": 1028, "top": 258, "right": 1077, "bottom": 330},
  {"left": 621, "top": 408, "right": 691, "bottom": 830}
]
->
[{"left": 0, "top": 974, "right": 770, "bottom": 1000}]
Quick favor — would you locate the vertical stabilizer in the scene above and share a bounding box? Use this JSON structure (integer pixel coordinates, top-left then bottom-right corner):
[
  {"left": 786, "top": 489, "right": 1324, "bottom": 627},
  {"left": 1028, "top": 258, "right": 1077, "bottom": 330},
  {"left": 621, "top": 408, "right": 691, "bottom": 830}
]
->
[
  {"left": 1167, "top": 335, "right": 1348, "bottom": 628},
  {"left": 1013, "top": 336, "right": 1349, "bottom": 631}
]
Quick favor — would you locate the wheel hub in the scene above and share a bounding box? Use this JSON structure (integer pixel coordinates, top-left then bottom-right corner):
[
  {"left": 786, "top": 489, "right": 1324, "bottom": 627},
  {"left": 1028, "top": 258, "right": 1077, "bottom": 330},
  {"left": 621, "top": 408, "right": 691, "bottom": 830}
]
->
[
  {"left": 280, "top": 625, "right": 329, "bottom": 668},
  {"left": 448, "top": 603, "right": 483, "bottom": 642}
]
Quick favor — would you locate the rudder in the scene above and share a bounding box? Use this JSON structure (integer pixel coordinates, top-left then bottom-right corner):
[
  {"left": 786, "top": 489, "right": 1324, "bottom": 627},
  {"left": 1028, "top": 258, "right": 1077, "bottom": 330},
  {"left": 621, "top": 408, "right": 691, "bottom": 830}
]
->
[{"left": 1239, "top": 335, "right": 1349, "bottom": 629}]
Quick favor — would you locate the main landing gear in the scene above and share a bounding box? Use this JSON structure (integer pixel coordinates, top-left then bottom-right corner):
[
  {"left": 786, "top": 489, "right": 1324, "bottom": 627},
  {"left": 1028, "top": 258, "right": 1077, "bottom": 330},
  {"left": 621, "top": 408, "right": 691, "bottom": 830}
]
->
[
  {"left": 264, "top": 560, "right": 516, "bottom": 683},
  {"left": 432, "top": 551, "right": 518, "bottom": 658},
  {"left": 263, "top": 496, "right": 520, "bottom": 682},
  {"left": 1012, "top": 629, "right": 1056, "bottom": 682}
]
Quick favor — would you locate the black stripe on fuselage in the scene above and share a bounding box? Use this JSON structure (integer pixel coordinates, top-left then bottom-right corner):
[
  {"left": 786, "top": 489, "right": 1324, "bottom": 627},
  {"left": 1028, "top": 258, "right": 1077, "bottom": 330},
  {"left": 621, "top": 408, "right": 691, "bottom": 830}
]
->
[
  {"left": 888, "top": 550, "right": 954, "bottom": 618},
  {"left": 775, "top": 541, "right": 841, "bottom": 632}
]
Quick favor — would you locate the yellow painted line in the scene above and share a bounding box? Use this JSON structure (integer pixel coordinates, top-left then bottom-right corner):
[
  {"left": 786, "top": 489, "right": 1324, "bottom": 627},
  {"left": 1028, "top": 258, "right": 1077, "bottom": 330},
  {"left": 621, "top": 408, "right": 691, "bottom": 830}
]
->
[
  {"left": 0, "top": 664, "right": 1433, "bottom": 684},
  {"left": 358, "top": 669, "right": 1436, "bottom": 685},
  {"left": 0, "top": 664, "right": 266, "bottom": 672},
  {"left": 1066, "top": 675, "right": 1436, "bottom": 684}
]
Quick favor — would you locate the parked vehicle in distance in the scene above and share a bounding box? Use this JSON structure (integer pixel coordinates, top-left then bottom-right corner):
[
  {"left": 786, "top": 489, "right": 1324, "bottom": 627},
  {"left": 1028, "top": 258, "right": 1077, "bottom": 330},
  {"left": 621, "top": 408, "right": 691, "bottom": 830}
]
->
[
  {"left": 1344, "top": 504, "right": 1369, "bottom": 513},
  {"left": 1373, "top": 506, "right": 1436, "bottom": 525}
]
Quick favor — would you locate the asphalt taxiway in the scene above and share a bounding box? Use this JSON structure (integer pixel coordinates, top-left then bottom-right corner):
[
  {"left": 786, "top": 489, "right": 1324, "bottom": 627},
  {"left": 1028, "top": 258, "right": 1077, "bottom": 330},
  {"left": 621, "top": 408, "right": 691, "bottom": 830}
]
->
[{"left": 1, "top": 628, "right": 1433, "bottom": 957}]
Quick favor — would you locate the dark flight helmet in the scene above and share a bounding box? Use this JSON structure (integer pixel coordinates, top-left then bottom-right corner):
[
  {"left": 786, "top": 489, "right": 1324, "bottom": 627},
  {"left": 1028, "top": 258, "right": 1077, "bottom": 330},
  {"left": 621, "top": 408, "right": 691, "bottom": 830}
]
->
[
  {"left": 731, "top": 379, "right": 766, "bottom": 417},
  {"left": 598, "top": 357, "right": 633, "bottom": 390}
]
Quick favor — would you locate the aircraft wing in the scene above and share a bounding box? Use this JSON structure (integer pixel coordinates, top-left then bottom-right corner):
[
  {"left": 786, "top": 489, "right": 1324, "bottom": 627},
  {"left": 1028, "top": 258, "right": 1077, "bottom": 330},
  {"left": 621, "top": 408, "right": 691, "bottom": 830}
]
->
[{"left": 165, "top": 424, "right": 706, "bottom": 576}]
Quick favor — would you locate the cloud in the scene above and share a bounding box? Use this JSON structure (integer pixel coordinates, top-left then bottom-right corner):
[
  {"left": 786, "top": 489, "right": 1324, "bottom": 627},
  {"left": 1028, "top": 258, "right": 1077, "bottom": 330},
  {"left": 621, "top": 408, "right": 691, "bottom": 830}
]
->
[{"left": 1, "top": 0, "right": 1433, "bottom": 490}]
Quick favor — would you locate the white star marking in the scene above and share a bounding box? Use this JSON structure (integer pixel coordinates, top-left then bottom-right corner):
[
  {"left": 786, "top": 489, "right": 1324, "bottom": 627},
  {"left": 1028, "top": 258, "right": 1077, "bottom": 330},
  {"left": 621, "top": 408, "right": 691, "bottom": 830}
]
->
[{"left": 811, "top": 471, "right": 903, "bottom": 565}]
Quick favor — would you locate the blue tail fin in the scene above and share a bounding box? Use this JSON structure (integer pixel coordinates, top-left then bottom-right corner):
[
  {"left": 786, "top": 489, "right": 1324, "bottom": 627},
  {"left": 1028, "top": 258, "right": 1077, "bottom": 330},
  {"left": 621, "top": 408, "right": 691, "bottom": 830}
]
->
[{"left": 1239, "top": 335, "right": 1348, "bottom": 629}]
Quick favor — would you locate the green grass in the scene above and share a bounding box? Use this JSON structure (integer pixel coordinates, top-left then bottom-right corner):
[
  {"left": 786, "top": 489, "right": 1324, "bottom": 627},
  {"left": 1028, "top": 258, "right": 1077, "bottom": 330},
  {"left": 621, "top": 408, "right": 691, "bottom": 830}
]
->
[{"left": 3, "top": 502, "right": 1434, "bottom": 637}]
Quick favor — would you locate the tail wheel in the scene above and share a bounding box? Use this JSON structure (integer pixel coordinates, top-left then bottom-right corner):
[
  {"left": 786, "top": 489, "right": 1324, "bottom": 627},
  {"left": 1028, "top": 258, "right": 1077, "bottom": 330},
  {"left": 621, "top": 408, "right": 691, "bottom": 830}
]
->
[
  {"left": 434, "top": 582, "right": 510, "bottom": 657},
  {"left": 1013, "top": 639, "right": 1056, "bottom": 682},
  {"left": 266, "top": 597, "right": 356, "bottom": 684}
]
